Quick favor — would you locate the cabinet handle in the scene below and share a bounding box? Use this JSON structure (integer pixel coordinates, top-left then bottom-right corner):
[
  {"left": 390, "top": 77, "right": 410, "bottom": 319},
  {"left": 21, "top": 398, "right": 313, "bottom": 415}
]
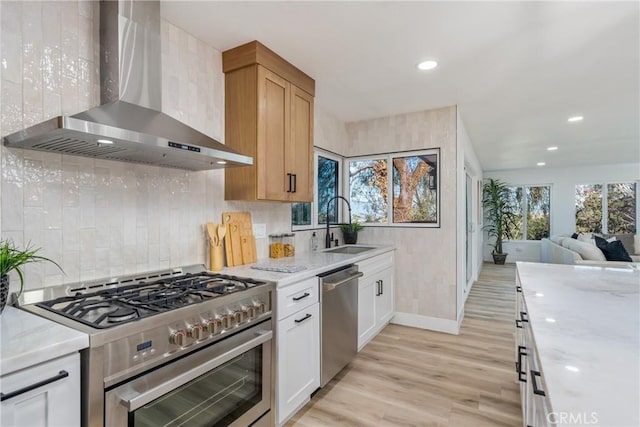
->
[
  {"left": 375, "top": 280, "right": 381, "bottom": 296},
  {"left": 292, "top": 174, "right": 297, "bottom": 193},
  {"left": 294, "top": 313, "right": 312, "bottom": 324},
  {"left": 1, "top": 370, "right": 69, "bottom": 402},
  {"left": 286, "top": 173, "right": 293, "bottom": 193},
  {"left": 516, "top": 286, "right": 522, "bottom": 292},
  {"left": 292, "top": 292, "right": 310, "bottom": 301},
  {"left": 515, "top": 319, "right": 523, "bottom": 329},
  {"left": 380, "top": 279, "right": 384, "bottom": 295},
  {"left": 530, "top": 370, "right": 546, "bottom": 396},
  {"left": 516, "top": 346, "right": 527, "bottom": 382},
  {"left": 520, "top": 311, "right": 529, "bottom": 322}
]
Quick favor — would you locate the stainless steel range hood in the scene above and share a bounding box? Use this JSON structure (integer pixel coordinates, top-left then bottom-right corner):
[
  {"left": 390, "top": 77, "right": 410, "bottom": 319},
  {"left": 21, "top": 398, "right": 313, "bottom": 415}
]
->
[{"left": 3, "top": 0, "right": 252, "bottom": 171}]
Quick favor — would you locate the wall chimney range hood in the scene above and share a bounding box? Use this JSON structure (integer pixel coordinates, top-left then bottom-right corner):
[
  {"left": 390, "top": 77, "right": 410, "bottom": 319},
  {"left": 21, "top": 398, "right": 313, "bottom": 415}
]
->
[{"left": 3, "top": 0, "right": 252, "bottom": 171}]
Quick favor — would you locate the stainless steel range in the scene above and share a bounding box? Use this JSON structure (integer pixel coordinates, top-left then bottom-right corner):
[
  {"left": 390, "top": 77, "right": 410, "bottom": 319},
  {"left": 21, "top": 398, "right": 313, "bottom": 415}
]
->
[{"left": 19, "top": 265, "right": 275, "bottom": 427}]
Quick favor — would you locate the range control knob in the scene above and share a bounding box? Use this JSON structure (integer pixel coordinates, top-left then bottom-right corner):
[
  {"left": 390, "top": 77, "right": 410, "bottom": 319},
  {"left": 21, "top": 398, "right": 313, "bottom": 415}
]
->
[
  {"left": 169, "top": 330, "right": 187, "bottom": 346},
  {"left": 234, "top": 310, "right": 246, "bottom": 324},
  {"left": 246, "top": 306, "right": 257, "bottom": 318},
  {"left": 187, "top": 324, "right": 204, "bottom": 340},
  {"left": 205, "top": 318, "right": 221, "bottom": 335},
  {"left": 256, "top": 302, "right": 266, "bottom": 314},
  {"left": 221, "top": 314, "right": 234, "bottom": 329}
]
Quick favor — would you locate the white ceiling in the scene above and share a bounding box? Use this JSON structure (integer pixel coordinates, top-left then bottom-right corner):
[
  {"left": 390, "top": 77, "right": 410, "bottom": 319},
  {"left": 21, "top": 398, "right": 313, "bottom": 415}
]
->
[{"left": 162, "top": 1, "right": 639, "bottom": 172}]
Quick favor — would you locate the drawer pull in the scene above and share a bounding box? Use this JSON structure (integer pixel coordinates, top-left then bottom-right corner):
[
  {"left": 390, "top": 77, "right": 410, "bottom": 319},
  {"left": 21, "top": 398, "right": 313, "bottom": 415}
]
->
[
  {"left": 294, "top": 314, "right": 312, "bottom": 324},
  {"left": 530, "top": 370, "right": 546, "bottom": 396},
  {"left": 515, "top": 319, "right": 523, "bottom": 329},
  {"left": 516, "top": 346, "right": 527, "bottom": 382},
  {"left": 1, "top": 370, "right": 69, "bottom": 402},
  {"left": 292, "top": 292, "right": 310, "bottom": 301},
  {"left": 520, "top": 311, "right": 529, "bottom": 322},
  {"left": 516, "top": 286, "right": 522, "bottom": 292}
]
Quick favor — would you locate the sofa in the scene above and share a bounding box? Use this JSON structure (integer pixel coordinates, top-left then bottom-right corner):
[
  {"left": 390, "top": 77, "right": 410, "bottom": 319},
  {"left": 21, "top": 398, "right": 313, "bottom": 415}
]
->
[{"left": 541, "top": 234, "right": 640, "bottom": 268}]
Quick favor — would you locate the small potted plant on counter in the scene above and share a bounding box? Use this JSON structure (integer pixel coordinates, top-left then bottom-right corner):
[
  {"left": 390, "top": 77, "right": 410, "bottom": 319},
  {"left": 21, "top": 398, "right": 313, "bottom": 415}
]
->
[
  {"left": 340, "top": 222, "right": 364, "bottom": 245},
  {"left": 0, "top": 240, "right": 62, "bottom": 314},
  {"left": 482, "top": 179, "right": 518, "bottom": 265}
]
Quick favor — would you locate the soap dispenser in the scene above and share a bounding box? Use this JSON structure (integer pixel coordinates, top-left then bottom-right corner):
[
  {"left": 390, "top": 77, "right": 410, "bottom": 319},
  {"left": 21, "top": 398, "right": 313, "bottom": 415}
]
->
[{"left": 311, "top": 232, "right": 319, "bottom": 252}]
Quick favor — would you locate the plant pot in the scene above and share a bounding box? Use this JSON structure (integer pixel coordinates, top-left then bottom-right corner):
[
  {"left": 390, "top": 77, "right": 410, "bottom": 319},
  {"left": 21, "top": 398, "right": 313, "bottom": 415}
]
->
[
  {"left": 0, "top": 275, "right": 9, "bottom": 314},
  {"left": 492, "top": 253, "right": 508, "bottom": 265},
  {"left": 342, "top": 231, "right": 358, "bottom": 245}
]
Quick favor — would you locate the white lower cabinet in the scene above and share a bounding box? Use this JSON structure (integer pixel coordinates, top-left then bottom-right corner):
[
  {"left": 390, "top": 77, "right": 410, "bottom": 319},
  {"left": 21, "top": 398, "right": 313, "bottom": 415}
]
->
[
  {"left": 276, "top": 302, "right": 320, "bottom": 425},
  {"left": 357, "top": 252, "right": 394, "bottom": 350},
  {"left": 0, "top": 352, "right": 81, "bottom": 427}
]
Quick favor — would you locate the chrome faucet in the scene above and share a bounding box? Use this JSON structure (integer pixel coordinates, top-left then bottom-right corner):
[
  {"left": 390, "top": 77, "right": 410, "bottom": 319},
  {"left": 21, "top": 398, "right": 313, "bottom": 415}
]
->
[{"left": 325, "top": 196, "right": 352, "bottom": 248}]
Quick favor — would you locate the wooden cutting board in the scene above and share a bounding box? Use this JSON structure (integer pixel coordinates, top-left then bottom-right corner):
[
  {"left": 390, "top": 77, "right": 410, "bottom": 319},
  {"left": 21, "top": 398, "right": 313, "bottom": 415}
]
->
[{"left": 222, "top": 212, "right": 257, "bottom": 266}]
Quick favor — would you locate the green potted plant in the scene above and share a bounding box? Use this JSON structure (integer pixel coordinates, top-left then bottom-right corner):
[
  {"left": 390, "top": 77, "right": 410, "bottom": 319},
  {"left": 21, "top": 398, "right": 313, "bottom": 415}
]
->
[
  {"left": 0, "top": 240, "right": 62, "bottom": 314},
  {"left": 482, "top": 179, "right": 518, "bottom": 265},
  {"left": 340, "top": 222, "right": 364, "bottom": 245}
]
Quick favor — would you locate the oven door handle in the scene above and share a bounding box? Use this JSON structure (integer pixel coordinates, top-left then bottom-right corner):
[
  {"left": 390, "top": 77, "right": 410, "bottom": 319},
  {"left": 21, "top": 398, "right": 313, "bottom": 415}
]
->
[{"left": 118, "top": 329, "right": 272, "bottom": 411}]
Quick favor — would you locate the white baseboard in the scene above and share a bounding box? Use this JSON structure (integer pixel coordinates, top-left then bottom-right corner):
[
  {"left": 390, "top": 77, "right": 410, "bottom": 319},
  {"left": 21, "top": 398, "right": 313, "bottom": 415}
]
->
[{"left": 391, "top": 312, "right": 460, "bottom": 335}]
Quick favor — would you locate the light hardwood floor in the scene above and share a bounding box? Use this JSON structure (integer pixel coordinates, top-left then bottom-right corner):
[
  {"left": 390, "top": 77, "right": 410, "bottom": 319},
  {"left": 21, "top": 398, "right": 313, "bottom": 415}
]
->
[{"left": 286, "top": 262, "right": 522, "bottom": 427}]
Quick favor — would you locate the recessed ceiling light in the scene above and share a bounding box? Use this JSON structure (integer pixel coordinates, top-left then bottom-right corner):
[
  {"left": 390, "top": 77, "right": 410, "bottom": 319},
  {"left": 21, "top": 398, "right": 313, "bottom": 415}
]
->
[
  {"left": 547, "top": 146, "right": 558, "bottom": 151},
  {"left": 97, "top": 139, "right": 114, "bottom": 145},
  {"left": 535, "top": 292, "right": 544, "bottom": 297},
  {"left": 568, "top": 116, "right": 583, "bottom": 122},
  {"left": 545, "top": 317, "right": 556, "bottom": 323},
  {"left": 216, "top": 160, "right": 227, "bottom": 165},
  {"left": 537, "top": 162, "right": 546, "bottom": 166},
  {"left": 417, "top": 60, "right": 438, "bottom": 71},
  {"left": 565, "top": 366, "right": 580, "bottom": 373}
]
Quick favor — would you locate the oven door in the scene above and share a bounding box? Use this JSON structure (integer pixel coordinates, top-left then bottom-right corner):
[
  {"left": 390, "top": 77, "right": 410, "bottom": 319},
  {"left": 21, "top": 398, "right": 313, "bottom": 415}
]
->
[{"left": 105, "top": 321, "right": 272, "bottom": 427}]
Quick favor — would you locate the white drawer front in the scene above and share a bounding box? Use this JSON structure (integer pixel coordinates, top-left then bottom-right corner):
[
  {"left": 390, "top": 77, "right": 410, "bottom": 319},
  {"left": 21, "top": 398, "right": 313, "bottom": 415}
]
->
[
  {"left": 277, "top": 277, "right": 319, "bottom": 320},
  {"left": 357, "top": 252, "right": 393, "bottom": 278}
]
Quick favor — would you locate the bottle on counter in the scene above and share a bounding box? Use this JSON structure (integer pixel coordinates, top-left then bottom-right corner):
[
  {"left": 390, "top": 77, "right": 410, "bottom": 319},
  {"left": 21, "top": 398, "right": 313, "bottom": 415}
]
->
[{"left": 311, "top": 232, "right": 318, "bottom": 252}]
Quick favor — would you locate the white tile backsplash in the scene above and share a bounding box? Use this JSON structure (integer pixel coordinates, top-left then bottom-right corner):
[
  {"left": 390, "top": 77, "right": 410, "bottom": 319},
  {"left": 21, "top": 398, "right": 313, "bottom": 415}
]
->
[{"left": 0, "top": 2, "right": 291, "bottom": 292}]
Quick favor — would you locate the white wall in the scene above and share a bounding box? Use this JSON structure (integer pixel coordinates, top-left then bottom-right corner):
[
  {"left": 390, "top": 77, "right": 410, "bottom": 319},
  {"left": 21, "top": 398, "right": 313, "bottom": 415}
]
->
[
  {"left": 0, "top": 2, "right": 294, "bottom": 291},
  {"left": 483, "top": 162, "right": 640, "bottom": 262},
  {"left": 456, "top": 110, "right": 483, "bottom": 324},
  {"left": 345, "top": 106, "right": 460, "bottom": 334}
]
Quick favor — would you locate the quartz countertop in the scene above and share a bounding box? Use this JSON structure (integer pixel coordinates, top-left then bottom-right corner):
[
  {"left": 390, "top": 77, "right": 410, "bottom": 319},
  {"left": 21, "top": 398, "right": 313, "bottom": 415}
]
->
[
  {"left": 214, "top": 245, "right": 395, "bottom": 287},
  {"left": 516, "top": 262, "right": 640, "bottom": 426},
  {"left": 1, "top": 306, "right": 89, "bottom": 376}
]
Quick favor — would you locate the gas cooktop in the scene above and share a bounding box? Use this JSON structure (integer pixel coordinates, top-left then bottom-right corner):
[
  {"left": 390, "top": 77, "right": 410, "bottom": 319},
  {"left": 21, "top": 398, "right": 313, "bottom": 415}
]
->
[{"left": 34, "top": 270, "right": 268, "bottom": 329}]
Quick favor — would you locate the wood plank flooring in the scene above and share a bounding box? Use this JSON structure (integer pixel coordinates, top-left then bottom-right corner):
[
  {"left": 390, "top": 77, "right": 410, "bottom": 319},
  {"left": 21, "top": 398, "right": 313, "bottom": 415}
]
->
[{"left": 286, "top": 262, "right": 522, "bottom": 427}]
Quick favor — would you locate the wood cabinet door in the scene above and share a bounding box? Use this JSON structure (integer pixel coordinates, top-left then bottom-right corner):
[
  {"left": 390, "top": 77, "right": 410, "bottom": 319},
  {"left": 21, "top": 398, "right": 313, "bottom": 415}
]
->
[
  {"left": 277, "top": 303, "right": 320, "bottom": 425},
  {"left": 257, "top": 66, "right": 290, "bottom": 201},
  {"left": 288, "top": 85, "right": 314, "bottom": 202}
]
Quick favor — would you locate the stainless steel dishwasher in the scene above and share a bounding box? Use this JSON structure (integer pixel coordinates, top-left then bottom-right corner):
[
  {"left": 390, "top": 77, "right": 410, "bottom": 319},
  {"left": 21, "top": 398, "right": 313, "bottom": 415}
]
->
[{"left": 318, "top": 264, "right": 363, "bottom": 387}]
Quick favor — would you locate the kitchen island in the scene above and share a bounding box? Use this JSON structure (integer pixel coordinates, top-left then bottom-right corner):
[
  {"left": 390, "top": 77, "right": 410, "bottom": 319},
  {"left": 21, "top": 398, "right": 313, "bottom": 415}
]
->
[{"left": 516, "top": 262, "right": 639, "bottom": 426}]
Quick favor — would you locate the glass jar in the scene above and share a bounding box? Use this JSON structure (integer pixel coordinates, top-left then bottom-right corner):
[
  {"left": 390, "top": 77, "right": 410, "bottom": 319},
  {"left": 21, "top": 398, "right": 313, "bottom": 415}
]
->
[
  {"left": 283, "top": 233, "right": 295, "bottom": 257},
  {"left": 269, "top": 234, "right": 284, "bottom": 258}
]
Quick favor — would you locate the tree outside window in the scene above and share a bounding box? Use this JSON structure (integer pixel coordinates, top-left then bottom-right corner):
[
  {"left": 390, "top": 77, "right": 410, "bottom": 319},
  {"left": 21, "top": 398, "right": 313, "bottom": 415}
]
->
[
  {"left": 575, "top": 182, "right": 637, "bottom": 234},
  {"left": 348, "top": 149, "right": 440, "bottom": 227},
  {"left": 504, "top": 185, "right": 550, "bottom": 240}
]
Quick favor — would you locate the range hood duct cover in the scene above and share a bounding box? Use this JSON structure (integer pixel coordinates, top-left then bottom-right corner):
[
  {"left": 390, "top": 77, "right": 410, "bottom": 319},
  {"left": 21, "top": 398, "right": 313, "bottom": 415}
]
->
[{"left": 3, "top": 0, "right": 252, "bottom": 171}]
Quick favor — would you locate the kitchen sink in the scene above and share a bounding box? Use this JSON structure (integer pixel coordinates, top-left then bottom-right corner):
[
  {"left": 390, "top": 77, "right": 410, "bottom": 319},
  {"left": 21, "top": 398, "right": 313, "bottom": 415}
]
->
[{"left": 323, "top": 245, "right": 377, "bottom": 255}]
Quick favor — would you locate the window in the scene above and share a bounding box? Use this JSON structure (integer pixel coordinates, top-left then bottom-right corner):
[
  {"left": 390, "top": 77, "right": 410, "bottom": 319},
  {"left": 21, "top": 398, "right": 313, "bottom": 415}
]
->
[
  {"left": 291, "top": 150, "right": 342, "bottom": 230},
  {"left": 575, "top": 182, "right": 637, "bottom": 234},
  {"left": 347, "top": 149, "right": 440, "bottom": 227},
  {"left": 505, "top": 185, "right": 551, "bottom": 240}
]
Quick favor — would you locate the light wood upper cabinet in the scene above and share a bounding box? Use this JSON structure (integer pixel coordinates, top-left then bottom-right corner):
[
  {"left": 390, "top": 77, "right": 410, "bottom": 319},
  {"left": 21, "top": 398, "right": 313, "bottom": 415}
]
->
[{"left": 223, "top": 41, "right": 315, "bottom": 202}]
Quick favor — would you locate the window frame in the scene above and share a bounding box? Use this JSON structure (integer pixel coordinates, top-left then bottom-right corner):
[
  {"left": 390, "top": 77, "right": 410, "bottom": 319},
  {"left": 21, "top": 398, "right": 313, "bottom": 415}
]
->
[
  {"left": 291, "top": 148, "right": 343, "bottom": 231},
  {"left": 504, "top": 183, "right": 553, "bottom": 241},
  {"left": 575, "top": 180, "right": 638, "bottom": 234},
  {"left": 345, "top": 148, "right": 441, "bottom": 228}
]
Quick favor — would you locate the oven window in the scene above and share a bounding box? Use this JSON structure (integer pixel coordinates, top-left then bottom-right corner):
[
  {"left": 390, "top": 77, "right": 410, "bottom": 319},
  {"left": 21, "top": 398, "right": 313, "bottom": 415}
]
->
[{"left": 132, "top": 347, "right": 263, "bottom": 427}]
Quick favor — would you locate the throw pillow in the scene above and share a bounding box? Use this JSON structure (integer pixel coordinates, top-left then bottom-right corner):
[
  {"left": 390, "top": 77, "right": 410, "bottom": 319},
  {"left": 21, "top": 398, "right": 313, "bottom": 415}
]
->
[
  {"left": 577, "top": 233, "right": 597, "bottom": 246},
  {"left": 563, "top": 238, "right": 607, "bottom": 261},
  {"left": 594, "top": 236, "right": 633, "bottom": 262}
]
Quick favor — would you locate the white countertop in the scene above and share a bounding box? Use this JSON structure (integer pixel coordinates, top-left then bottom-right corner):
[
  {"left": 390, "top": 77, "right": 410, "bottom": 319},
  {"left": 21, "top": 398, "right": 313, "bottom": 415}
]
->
[
  {"left": 215, "top": 245, "right": 395, "bottom": 286},
  {"left": 1, "top": 306, "right": 89, "bottom": 376},
  {"left": 516, "top": 262, "right": 640, "bottom": 426}
]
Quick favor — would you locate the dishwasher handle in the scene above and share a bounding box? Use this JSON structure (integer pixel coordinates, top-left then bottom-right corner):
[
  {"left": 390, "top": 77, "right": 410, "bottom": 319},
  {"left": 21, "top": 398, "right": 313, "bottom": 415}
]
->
[{"left": 323, "top": 271, "right": 363, "bottom": 292}]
